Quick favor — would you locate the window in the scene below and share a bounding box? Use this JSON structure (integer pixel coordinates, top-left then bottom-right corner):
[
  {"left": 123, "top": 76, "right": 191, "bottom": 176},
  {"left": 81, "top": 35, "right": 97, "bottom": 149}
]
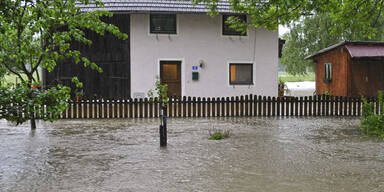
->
[
  {"left": 223, "top": 15, "right": 247, "bottom": 36},
  {"left": 150, "top": 14, "right": 176, "bottom": 34},
  {"left": 229, "top": 63, "right": 253, "bottom": 85},
  {"left": 324, "top": 63, "right": 332, "bottom": 83}
]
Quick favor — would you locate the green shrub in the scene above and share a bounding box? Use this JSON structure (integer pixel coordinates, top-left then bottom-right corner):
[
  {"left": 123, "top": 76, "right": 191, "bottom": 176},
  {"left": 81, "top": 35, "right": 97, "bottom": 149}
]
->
[
  {"left": 209, "top": 127, "right": 231, "bottom": 140},
  {"left": 360, "top": 91, "right": 384, "bottom": 138}
]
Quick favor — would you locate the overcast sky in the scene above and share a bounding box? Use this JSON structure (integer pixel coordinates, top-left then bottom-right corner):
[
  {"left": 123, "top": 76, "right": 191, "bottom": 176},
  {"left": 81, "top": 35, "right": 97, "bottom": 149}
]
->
[{"left": 279, "top": 25, "right": 290, "bottom": 36}]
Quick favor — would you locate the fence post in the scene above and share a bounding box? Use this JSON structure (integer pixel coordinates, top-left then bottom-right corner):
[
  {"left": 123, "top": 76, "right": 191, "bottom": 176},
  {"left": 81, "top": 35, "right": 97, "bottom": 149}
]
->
[
  {"left": 212, "top": 97, "right": 216, "bottom": 117},
  {"left": 303, "top": 96, "right": 307, "bottom": 116},
  {"left": 168, "top": 97, "right": 173, "bottom": 118},
  {"left": 253, "top": 95, "right": 257, "bottom": 117},
  {"left": 154, "top": 98, "right": 158, "bottom": 118},
  {"left": 197, "top": 97, "right": 201, "bottom": 117},
  {"left": 216, "top": 97, "right": 221, "bottom": 117},
  {"left": 267, "top": 96, "right": 271, "bottom": 117},
  {"left": 281, "top": 97, "right": 285, "bottom": 117},
  {"left": 231, "top": 96, "right": 235, "bottom": 117},
  {"left": 226, "top": 97, "right": 230, "bottom": 117},
  {"left": 329, "top": 96, "right": 334, "bottom": 116},
  {"left": 240, "top": 96, "right": 244, "bottom": 117},
  {"left": 178, "top": 97, "right": 182, "bottom": 117},
  {"left": 276, "top": 96, "right": 280, "bottom": 117},
  {"left": 357, "top": 97, "right": 361, "bottom": 116},
  {"left": 202, "top": 97, "right": 206, "bottom": 117},
  {"left": 299, "top": 97, "right": 303, "bottom": 117},
  {"left": 183, "top": 96, "right": 187, "bottom": 117},
  {"left": 221, "top": 97, "right": 225, "bottom": 117},
  {"left": 294, "top": 97, "right": 298, "bottom": 117},
  {"left": 207, "top": 97, "right": 211, "bottom": 117},
  {"left": 245, "top": 95, "right": 249, "bottom": 116},
  {"left": 272, "top": 97, "right": 276, "bottom": 116},
  {"left": 193, "top": 97, "right": 197, "bottom": 117}
]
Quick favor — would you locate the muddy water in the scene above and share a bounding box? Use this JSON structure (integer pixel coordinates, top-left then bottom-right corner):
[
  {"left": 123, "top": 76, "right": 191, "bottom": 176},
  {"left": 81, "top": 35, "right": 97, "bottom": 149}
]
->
[{"left": 1, "top": 117, "right": 384, "bottom": 192}]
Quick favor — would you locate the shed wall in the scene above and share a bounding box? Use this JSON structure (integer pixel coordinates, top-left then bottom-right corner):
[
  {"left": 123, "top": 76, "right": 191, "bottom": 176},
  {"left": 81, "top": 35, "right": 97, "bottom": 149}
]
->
[
  {"left": 350, "top": 59, "right": 384, "bottom": 97},
  {"left": 315, "top": 47, "right": 348, "bottom": 96}
]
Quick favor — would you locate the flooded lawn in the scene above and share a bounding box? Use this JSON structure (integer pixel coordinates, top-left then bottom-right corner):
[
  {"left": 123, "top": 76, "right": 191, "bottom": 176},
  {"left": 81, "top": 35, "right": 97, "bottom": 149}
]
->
[{"left": 1, "top": 117, "right": 384, "bottom": 192}]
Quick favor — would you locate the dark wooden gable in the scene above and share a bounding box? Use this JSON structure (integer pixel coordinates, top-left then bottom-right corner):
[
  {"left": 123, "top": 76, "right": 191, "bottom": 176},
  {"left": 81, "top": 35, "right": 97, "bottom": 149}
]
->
[{"left": 44, "top": 14, "right": 130, "bottom": 98}]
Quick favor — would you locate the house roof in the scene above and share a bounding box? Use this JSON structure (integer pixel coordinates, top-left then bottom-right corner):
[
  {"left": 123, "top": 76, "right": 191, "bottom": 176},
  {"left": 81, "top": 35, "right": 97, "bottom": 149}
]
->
[
  {"left": 78, "top": 0, "right": 233, "bottom": 13},
  {"left": 305, "top": 41, "right": 384, "bottom": 60}
]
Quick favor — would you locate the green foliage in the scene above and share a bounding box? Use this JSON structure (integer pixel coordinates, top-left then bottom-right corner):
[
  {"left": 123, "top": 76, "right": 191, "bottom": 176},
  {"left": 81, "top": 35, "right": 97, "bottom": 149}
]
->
[
  {"left": 147, "top": 76, "right": 169, "bottom": 104},
  {"left": 360, "top": 91, "right": 384, "bottom": 138},
  {"left": 209, "top": 127, "right": 231, "bottom": 140},
  {"left": 0, "top": 0, "right": 127, "bottom": 129},
  {"left": 193, "top": 0, "right": 384, "bottom": 38},
  {"left": 281, "top": 13, "right": 384, "bottom": 75},
  {"left": 0, "top": 84, "right": 70, "bottom": 125}
]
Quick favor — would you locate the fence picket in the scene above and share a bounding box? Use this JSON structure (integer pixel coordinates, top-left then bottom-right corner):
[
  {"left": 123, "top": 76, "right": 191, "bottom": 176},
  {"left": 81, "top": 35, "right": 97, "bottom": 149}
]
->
[
  {"left": 183, "top": 96, "right": 187, "bottom": 117},
  {"left": 197, "top": 97, "right": 201, "bottom": 117},
  {"left": 207, "top": 97, "right": 211, "bottom": 117},
  {"left": 202, "top": 97, "right": 206, "bottom": 117},
  {"left": 193, "top": 97, "right": 197, "bottom": 117}
]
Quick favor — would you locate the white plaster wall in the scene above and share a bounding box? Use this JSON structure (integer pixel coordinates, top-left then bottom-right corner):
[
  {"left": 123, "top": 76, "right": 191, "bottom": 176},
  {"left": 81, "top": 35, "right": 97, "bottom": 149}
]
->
[{"left": 130, "top": 13, "right": 278, "bottom": 98}]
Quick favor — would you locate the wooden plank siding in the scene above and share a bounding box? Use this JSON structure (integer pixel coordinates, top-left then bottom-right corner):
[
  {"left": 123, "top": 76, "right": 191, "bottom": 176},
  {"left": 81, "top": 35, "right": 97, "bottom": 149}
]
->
[{"left": 43, "top": 14, "right": 131, "bottom": 99}]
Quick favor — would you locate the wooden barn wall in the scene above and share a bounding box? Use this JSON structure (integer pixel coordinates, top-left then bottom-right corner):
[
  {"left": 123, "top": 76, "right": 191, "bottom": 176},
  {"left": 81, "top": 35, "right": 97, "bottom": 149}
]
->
[
  {"left": 315, "top": 47, "right": 348, "bottom": 96},
  {"left": 350, "top": 59, "right": 384, "bottom": 97},
  {"left": 43, "top": 14, "right": 130, "bottom": 98}
]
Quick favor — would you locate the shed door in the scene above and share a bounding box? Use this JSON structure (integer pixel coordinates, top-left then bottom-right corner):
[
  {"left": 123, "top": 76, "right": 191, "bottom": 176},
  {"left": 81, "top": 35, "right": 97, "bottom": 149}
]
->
[{"left": 160, "top": 61, "right": 181, "bottom": 98}]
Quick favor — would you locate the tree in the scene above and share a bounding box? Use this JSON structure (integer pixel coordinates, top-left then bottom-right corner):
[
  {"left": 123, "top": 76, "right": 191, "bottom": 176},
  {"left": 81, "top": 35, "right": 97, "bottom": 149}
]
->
[
  {"left": 0, "top": 0, "right": 127, "bottom": 130},
  {"left": 192, "top": 0, "right": 384, "bottom": 38},
  {"left": 280, "top": 13, "right": 384, "bottom": 75}
]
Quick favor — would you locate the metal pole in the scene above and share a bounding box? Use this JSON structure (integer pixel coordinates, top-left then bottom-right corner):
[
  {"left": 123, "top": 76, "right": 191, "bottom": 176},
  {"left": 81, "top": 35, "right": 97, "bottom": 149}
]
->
[{"left": 160, "top": 105, "right": 167, "bottom": 147}]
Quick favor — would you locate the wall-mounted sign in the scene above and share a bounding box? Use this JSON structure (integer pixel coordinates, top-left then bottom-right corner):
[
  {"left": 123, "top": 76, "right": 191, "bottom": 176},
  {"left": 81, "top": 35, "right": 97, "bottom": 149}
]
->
[{"left": 192, "top": 66, "right": 198, "bottom": 70}]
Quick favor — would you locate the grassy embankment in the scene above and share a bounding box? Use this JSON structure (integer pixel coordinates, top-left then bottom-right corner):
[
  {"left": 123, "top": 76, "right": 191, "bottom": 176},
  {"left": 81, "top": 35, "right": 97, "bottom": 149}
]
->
[{"left": 278, "top": 72, "right": 315, "bottom": 82}]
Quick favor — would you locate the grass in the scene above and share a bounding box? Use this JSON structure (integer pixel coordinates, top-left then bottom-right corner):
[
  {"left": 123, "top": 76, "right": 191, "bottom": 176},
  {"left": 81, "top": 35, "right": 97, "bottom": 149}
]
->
[{"left": 278, "top": 72, "right": 315, "bottom": 82}]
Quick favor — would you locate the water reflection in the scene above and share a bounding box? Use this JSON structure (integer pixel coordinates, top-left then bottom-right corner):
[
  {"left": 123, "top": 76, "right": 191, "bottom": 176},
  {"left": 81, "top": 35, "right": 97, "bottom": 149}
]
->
[{"left": 1, "top": 117, "right": 383, "bottom": 192}]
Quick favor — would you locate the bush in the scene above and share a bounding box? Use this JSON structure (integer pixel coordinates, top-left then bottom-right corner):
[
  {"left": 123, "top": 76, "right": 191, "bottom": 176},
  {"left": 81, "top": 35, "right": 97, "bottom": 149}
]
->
[
  {"left": 209, "top": 127, "right": 231, "bottom": 140},
  {"left": 360, "top": 91, "right": 384, "bottom": 138}
]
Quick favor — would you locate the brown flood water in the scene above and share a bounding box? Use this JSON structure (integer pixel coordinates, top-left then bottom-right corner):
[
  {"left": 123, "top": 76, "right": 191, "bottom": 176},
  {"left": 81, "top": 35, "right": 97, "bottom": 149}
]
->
[{"left": 0, "top": 117, "right": 384, "bottom": 192}]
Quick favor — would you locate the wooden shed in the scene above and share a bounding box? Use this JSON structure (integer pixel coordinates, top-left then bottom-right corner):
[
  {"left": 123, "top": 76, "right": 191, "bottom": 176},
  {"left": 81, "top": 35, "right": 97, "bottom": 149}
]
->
[{"left": 306, "top": 41, "right": 384, "bottom": 97}]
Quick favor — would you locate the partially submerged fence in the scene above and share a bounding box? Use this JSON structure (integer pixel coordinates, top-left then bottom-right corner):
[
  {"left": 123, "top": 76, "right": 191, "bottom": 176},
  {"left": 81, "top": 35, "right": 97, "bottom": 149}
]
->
[{"left": 58, "top": 95, "right": 382, "bottom": 119}]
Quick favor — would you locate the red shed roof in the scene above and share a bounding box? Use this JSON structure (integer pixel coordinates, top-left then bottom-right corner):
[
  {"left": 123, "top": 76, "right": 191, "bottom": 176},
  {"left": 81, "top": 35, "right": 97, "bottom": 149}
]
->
[
  {"left": 305, "top": 41, "right": 384, "bottom": 60},
  {"left": 345, "top": 45, "right": 384, "bottom": 58}
]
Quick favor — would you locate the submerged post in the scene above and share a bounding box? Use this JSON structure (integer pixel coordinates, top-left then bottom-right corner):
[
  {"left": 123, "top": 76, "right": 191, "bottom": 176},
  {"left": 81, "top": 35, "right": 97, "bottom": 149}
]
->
[{"left": 160, "top": 105, "right": 167, "bottom": 147}]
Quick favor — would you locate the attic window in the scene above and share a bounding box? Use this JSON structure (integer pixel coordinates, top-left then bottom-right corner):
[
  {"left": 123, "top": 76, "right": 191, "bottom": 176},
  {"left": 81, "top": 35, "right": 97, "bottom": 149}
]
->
[
  {"left": 223, "top": 15, "right": 247, "bottom": 36},
  {"left": 229, "top": 63, "right": 253, "bottom": 85},
  {"left": 324, "top": 63, "right": 332, "bottom": 83},
  {"left": 150, "top": 14, "right": 176, "bottom": 34}
]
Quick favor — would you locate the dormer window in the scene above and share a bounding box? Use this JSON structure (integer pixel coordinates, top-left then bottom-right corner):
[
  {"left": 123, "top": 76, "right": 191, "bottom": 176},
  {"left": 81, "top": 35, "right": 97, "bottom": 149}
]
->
[
  {"left": 222, "top": 15, "right": 247, "bottom": 36},
  {"left": 150, "top": 14, "right": 177, "bottom": 34}
]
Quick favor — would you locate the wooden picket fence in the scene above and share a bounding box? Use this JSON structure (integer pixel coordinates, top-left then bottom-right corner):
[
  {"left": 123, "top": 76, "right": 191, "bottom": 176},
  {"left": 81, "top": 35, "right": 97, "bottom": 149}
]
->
[{"left": 57, "top": 94, "right": 382, "bottom": 119}]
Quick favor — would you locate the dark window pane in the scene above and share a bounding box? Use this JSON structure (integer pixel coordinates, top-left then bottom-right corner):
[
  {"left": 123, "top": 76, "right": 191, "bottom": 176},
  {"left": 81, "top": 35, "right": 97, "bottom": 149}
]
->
[
  {"left": 150, "top": 14, "right": 176, "bottom": 34},
  {"left": 229, "top": 64, "right": 253, "bottom": 85},
  {"left": 223, "top": 15, "right": 247, "bottom": 36}
]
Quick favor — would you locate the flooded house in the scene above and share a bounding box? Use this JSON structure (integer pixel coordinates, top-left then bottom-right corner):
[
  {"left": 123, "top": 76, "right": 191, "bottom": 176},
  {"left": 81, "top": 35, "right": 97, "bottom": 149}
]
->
[
  {"left": 43, "top": 0, "right": 279, "bottom": 98},
  {"left": 306, "top": 41, "right": 384, "bottom": 97}
]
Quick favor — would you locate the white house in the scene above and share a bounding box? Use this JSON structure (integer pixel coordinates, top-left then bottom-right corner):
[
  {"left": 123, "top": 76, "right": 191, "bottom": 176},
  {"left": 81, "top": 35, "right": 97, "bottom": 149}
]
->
[{"left": 45, "top": 0, "right": 278, "bottom": 98}]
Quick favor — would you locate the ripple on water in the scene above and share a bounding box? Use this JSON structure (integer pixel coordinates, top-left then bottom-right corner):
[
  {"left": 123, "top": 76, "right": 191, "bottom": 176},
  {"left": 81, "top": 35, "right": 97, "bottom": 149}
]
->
[{"left": 1, "top": 117, "right": 384, "bottom": 192}]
